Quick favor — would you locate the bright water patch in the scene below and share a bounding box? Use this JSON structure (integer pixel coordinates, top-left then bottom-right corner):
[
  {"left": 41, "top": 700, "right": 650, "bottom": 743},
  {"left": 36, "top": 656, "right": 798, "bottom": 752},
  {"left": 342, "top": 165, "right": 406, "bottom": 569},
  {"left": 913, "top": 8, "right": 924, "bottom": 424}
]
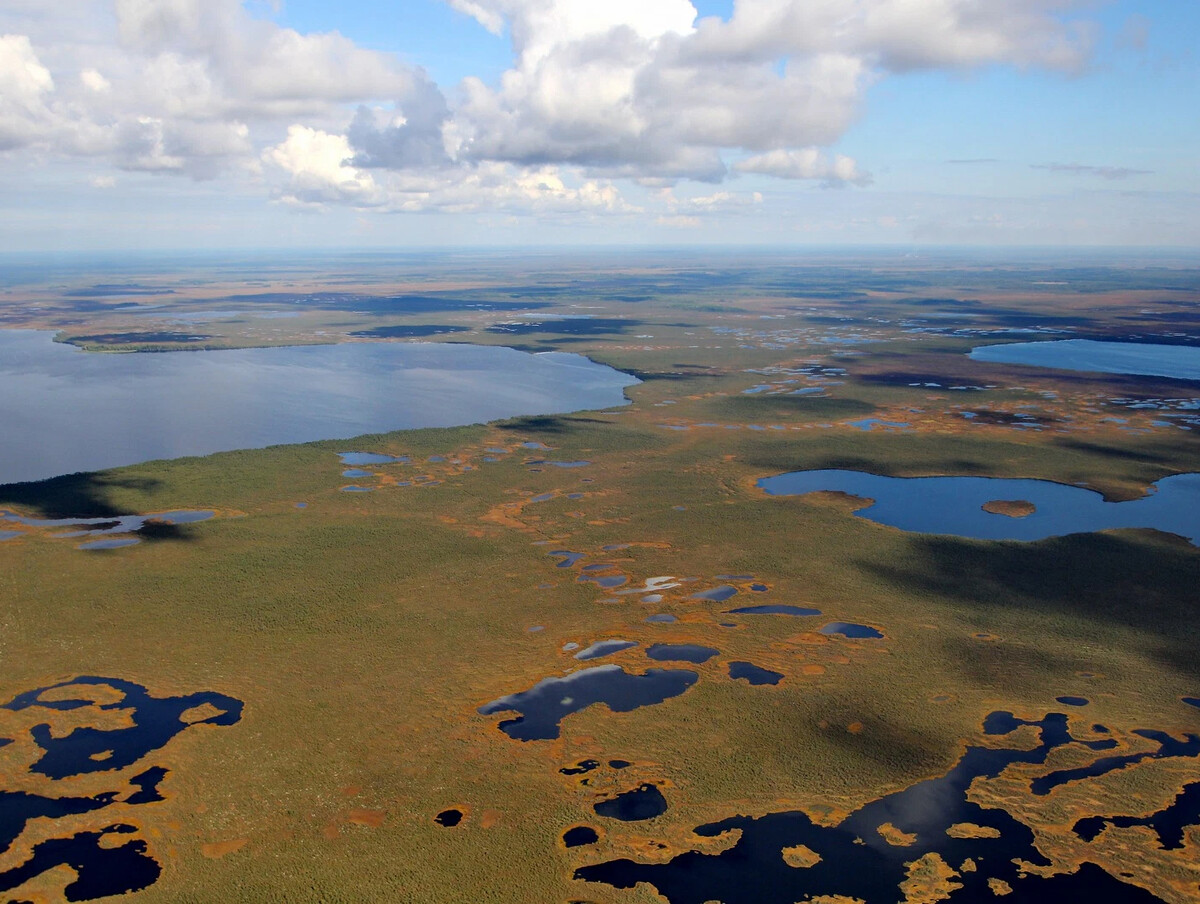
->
[
  {"left": 758, "top": 469, "right": 1200, "bottom": 545},
  {"left": 338, "top": 452, "right": 407, "bottom": 465},
  {"left": 0, "top": 331, "right": 637, "bottom": 484},
  {"left": 575, "top": 640, "right": 638, "bottom": 661},
  {"left": 970, "top": 339, "right": 1200, "bottom": 382},
  {"left": 478, "top": 666, "right": 698, "bottom": 741},
  {"left": 690, "top": 586, "right": 739, "bottom": 602}
]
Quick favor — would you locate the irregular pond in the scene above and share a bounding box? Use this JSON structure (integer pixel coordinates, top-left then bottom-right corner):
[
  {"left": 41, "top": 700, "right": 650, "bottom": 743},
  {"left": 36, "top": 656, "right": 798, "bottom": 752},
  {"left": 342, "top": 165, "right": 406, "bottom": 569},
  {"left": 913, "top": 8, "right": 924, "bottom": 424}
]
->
[
  {"left": 0, "top": 509, "right": 214, "bottom": 539},
  {"left": 819, "top": 622, "right": 884, "bottom": 639},
  {"left": 576, "top": 709, "right": 1185, "bottom": 903},
  {"left": 434, "top": 809, "right": 463, "bottom": 827},
  {"left": 646, "top": 644, "right": 720, "bottom": 664},
  {"left": 0, "top": 825, "right": 161, "bottom": 902},
  {"left": 728, "top": 605, "right": 821, "bottom": 617},
  {"left": 0, "top": 331, "right": 638, "bottom": 485},
  {"left": 337, "top": 452, "right": 408, "bottom": 465},
  {"left": 575, "top": 640, "right": 638, "bottom": 661},
  {"left": 3, "top": 676, "right": 243, "bottom": 779},
  {"left": 1073, "top": 782, "right": 1200, "bottom": 849},
  {"left": 758, "top": 469, "right": 1200, "bottom": 545},
  {"left": 970, "top": 339, "right": 1200, "bottom": 382},
  {"left": 690, "top": 586, "right": 739, "bottom": 602},
  {"left": 478, "top": 665, "right": 698, "bottom": 741},
  {"left": 728, "top": 662, "right": 784, "bottom": 686},
  {"left": 0, "top": 677, "right": 242, "bottom": 901},
  {"left": 594, "top": 785, "right": 668, "bottom": 822}
]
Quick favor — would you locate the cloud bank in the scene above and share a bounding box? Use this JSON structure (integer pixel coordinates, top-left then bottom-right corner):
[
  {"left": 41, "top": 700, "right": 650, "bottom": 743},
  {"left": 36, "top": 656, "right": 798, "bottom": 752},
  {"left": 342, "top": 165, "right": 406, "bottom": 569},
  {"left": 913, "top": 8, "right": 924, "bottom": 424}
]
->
[{"left": 1, "top": 0, "right": 1107, "bottom": 217}]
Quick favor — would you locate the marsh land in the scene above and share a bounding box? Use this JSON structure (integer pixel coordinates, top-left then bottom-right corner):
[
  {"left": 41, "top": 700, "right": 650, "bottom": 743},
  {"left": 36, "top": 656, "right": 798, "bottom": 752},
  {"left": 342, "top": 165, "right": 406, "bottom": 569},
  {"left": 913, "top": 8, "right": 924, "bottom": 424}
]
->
[{"left": 1, "top": 248, "right": 1198, "bottom": 903}]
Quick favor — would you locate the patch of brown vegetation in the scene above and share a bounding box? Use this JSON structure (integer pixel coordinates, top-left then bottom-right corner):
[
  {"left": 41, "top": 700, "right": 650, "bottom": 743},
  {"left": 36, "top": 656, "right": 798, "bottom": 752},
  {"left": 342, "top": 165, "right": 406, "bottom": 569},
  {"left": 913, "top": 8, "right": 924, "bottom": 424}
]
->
[
  {"left": 900, "top": 852, "right": 962, "bottom": 903},
  {"left": 782, "top": 844, "right": 822, "bottom": 868},
  {"left": 347, "top": 809, "right": 386, "bottom": 828},
  {"left": 946, "top": 823, "right": 1002, "bottom": 840},
  {"left": 877, "top": 823, "right": 916, "bottom": 846},
  {"left": 201, "top": 838, "right": 249, "bottom": 859},
  {"left": 480, "top": 810, "right": 502, "bottom": 829},
  {"left": 981, "top": 499, "right": 1037, "bottom": 518}
]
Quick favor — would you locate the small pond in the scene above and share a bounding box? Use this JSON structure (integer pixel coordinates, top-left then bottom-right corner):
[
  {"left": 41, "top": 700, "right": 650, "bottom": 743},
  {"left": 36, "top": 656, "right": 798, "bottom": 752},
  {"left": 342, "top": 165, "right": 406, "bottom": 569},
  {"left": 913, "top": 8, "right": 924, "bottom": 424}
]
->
[
  {"left": 728, "top": 662, "right": 783, "bottom": 686},
  {"left": 646, "top": 644, "right": 719, "bottom": 664},
  {"left": 594, "top": 785, "right": 668, "bottom": 822},
  {"left": 478, "top": 666, "right": 698, "bottom": 741},
  {"left": 728, "top": 605, "right": 821, "bottom": 617}
]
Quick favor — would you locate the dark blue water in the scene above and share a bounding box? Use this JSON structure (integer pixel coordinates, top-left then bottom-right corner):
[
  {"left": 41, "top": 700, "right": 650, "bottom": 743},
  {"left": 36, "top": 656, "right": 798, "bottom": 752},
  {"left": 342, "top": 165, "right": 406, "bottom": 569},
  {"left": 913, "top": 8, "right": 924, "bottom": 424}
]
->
[
  {"left": 0, "top": 825, "right": 161, "bottom": 902},
  {"left": 594, "top": 785, "right": 668, "bottom": 821},
  {"left": 970, "top": 339, "right": 1200, "bottom": 382},
  {"left": 0, "top": 331, "right": 637, "bottom": 485},
  {"left": 1073, "top": 782, "right": 1200, "bottom": 849},
  {"left": 646, "top": 644, "right": 720, "bottom": 664},
  {"left": 820, "top": 622, "right": 884, "bottom": 639},
  {"left": 3, "top": 676, "right": 243, "bottom": 779},
  {"left": 1, "top": 677, "right": 242, "bottom": 901},
  {"left": 758, "top": 470, "right": 1200, "bottom": 545},
  {"left": 728, "top": 605, "right": 822, "bottom": 617},
  {"left": 576, "top": 709, "right": 1182, "bottom": 903},
  {"left": 728, "top": 662, "right": 784, "bottom": 685},
  {"left": 478, "top": 666, "right": 698, "bottom": 741},
  {"left": 563, "top": 826, "right": 600, "bottom": 847}
]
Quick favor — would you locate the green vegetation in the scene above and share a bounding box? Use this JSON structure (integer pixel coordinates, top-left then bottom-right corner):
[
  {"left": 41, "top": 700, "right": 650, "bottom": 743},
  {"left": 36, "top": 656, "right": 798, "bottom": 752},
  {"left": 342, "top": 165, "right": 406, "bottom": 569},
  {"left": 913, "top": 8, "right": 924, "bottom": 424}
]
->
[{"left": 1, "top": 255, "right": 1198, "bottom": 903}]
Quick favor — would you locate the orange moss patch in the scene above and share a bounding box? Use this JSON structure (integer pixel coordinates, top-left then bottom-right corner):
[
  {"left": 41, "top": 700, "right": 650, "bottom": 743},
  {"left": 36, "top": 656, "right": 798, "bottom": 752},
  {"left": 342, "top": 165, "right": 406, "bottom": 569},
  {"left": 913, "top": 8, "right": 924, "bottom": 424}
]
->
[
  {"left": 946, "top": 823, "right": 1002, "bottom": 840},
  {"left": 877, "top": 823, "right": 917, "bottom": 847},
  {"left": 347, "top": 809, "right": 386, "bottom": 828},
  {"left": 201, "top": 838, "right": 248, "bottom": 859},
  {"left": 782, "top": 844, "right": 822, "bottom": 868},
  {"left": 180, "top": 702, "right": 226, "bottom": 724},
  {"left": 847, "top": 722, "right": 865, "bottom": 735},
  {"left": 900, "top": 853, "right": 962, "bottom": 903},
  {"left": 802, "top": 664, "right": 827, "bottom": 676},
  {"left": 981, "top": 499, "right": 1036, "bottom": 518},
  {"left": 480, "top": 809, "right": 502, "bottom": 829}
]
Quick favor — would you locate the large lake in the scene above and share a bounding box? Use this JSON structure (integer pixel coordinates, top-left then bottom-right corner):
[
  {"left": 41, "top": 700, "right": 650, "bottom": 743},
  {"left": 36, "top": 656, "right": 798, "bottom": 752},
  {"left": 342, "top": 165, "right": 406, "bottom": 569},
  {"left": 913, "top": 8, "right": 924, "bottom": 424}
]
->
[
  {"left": 969, "top": 339, "right": 1200, "bottom": 382},
  {"left": 0, "top": 330, "right": 637, "bottom": 485},
  {"left": 758, "top": 469, "right": 1200, "bottom": 545}
]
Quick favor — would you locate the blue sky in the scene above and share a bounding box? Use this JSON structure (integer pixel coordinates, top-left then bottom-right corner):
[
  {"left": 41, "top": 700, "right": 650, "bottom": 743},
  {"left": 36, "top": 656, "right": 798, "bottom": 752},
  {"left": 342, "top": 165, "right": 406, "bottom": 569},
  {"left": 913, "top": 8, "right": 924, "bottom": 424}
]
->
[{"left": 0, "top": 0, "right": 1196, "bottom": 250}]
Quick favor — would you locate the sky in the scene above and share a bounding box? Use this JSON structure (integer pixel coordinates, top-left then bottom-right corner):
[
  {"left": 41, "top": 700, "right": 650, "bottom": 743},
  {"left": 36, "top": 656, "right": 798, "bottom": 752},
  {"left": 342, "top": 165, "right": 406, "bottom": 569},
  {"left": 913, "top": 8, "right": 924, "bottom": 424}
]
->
[{"left": 0, "top": 0, "right": 1197, "bottom": 251}]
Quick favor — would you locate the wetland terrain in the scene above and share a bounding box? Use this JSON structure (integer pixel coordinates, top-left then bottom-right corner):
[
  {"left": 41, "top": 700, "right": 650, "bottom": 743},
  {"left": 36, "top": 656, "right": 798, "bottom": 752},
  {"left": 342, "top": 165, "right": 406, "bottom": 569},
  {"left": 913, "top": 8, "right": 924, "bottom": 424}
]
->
[{"left": 1, "top": 249, "right": 1199, "bottom": 903}]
